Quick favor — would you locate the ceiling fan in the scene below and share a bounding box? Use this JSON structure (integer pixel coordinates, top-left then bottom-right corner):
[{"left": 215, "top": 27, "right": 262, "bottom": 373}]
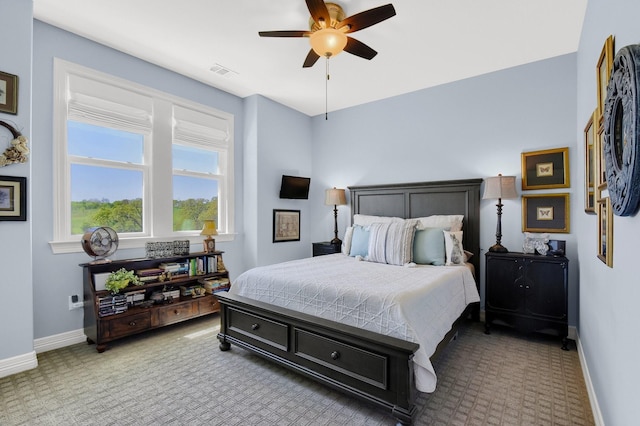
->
[{"left": 259, "top": 0, "right": 396, "bottom": 68}]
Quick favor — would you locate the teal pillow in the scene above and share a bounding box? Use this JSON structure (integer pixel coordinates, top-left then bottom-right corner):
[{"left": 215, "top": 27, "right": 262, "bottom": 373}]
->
[
  {"left": 349, "top": 225, "right": 370, "bottom": 257},
  {"left": 413, "top": 227, "right": 446, "bottom": 265}
]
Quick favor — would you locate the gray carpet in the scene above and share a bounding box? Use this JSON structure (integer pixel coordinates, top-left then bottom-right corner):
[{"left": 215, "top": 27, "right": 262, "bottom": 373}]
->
[{"left": 0, "top": 316, "right": 594, "bottom": 425}]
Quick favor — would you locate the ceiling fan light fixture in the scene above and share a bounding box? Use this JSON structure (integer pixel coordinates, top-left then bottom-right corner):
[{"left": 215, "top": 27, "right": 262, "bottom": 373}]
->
[{"left": 310, "top": 28, "right": 347, "bottom": 58}]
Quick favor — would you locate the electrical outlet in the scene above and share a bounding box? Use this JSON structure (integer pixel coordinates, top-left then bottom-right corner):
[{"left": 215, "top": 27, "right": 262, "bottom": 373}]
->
[{"left": 68, "top": 295, "right": 84, "bottom": 310}]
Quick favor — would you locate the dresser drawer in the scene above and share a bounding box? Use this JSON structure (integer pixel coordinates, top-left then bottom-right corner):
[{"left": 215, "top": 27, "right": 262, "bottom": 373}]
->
[
  {"left": 228, "top": 307, "right": 289, "bottom": 351},
  {"left": 198, "top": 296, "right": 220, "bottom": 314},
  {"left": 108, "top": 312, "right": 151, "bottom": 338},
  {"left": 153, "top": 301, "right": 198, "bottom": 326},
  {"left": 294, "top": 328, "right": 388, "bottom": 389}
]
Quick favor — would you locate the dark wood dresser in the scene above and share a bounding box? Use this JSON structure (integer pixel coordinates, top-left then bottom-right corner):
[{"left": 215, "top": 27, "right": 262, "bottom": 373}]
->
[
  {"left": 312, "top": 241, "right": 342, "bottom": 256},
  {"left": 484, "top": 251, "right": 569, "bottom": 350}
]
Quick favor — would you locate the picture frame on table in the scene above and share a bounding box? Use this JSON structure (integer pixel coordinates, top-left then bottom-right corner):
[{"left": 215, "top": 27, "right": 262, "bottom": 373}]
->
[
  {"left": 597, "top": 197, "right": 613, "bottom": 267},
  {"left": 596, "top": 35, "right": 615, "bottom": 123},
  {"left": 0, "top": 71, "right": 18, "bottom": 115},
  {"left": 521, "top": 147, "right": 570, "bottom": 190},
  {"left": 273, "top": 209, "right": 300, "bottom": 243},
  {"left": 584, "top": 110, "right": 597, "bottom": 213},
  {"left": 0, "top": 175, "right": 27, "bottom": 221},
  {"left": 522, "top": 193, "right": 570, "bottom": 233}
]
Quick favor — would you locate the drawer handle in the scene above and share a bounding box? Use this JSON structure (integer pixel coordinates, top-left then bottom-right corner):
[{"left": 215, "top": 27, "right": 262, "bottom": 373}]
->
[
  {"left": 330, "top": 351, "right": 340, "bottom": 360},
  {"left": 174, "top": 310, "right": 180, "bottom": 315},
  {"left": 251, "top": 323, "right": 260, "bottom": 330},
  {"left": 129, "top": 321, "right": 136, "bottom": 326}
]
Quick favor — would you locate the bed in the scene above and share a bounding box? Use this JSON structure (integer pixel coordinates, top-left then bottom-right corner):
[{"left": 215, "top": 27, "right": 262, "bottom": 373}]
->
[{"left": 216, "top": 179, "right": 482, "bottom": 425}]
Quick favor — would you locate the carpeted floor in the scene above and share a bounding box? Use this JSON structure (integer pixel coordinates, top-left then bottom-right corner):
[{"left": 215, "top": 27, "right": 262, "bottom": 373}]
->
[{"left": 0, "top": 316, "right": 594, "bottom": 425}]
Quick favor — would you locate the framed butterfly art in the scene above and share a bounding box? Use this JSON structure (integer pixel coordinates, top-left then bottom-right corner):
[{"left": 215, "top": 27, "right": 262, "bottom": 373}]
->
[
  {"left": 522, "top": 193, "right": 570, "bottom": 233},
  {"left": 521, "top": 147, "right": 570, "bottom": 190}
]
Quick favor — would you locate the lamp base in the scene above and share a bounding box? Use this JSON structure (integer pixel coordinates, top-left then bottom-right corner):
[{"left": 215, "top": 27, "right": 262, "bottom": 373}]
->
[
  {"left": 488, "top": 243, "right": 508, "bottom": 253},
  {"left": 330, "top": 237, "right": 342, "bottom": 245}
]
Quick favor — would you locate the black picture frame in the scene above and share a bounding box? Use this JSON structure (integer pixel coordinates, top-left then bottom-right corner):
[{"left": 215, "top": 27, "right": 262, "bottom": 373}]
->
[
  {"left": 522, "top": 193, "right": 570, "bottom": 233},
  {"left": 273, "top": 209, "right": 300, "bottom": 243},
  {"left": 0, "top": 175, "right": 27, "bottom": 221},
  {"left": 0, "top": 71, "right": 18, "bottom": 115},
  {"left": 521, "top": 147, "right": 570, "bottom": 190}
]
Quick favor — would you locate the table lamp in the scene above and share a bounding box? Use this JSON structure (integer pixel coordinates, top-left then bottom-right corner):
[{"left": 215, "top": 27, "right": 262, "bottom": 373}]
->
[
  {"left": 325, "top": 187, "right": 347, "bottom": 245},
  {"left": 200, "top": 220, "right": 218, "bottom": 253},
  {"left": 483, "top": 174, "right": 518, "bottom": 252}
]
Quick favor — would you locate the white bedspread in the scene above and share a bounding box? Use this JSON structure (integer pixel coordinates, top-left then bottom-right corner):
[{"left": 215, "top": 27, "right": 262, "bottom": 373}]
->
[{"left": 228, "top": 254, "right": 480, "bottom": 392}]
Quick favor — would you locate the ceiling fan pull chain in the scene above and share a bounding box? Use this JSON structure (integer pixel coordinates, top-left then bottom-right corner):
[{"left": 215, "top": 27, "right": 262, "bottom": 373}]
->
[{"left": 325, "top": 58, "right": 330, "bottom": 120}]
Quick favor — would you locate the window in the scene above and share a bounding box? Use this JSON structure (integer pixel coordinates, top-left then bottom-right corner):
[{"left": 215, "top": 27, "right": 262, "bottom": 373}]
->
[{"left": 52, "top": 59, "right": 234, "bottom": 253}]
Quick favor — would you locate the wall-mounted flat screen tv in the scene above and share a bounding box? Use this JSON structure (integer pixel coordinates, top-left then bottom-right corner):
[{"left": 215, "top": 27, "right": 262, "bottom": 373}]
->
[{"left": 279, "top": 175, "right": 310, "bottom": 199}]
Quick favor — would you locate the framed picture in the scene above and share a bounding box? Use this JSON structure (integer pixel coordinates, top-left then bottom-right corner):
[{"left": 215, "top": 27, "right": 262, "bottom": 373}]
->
[
  {"left": 0, "top": 71, "right": 18, "bottom": 115},
  {"left": 273, "top": 209, "right": 300, "bottom": 242},
  {"left": 522, "top": 193, "right": 570, "bottom": 233},
  {"left": 597, "top": 197, "right": 613, "bottom": 267},
  {"left": 0, "top": 175, "right": 27, "bottom": 221},
  {"left": 596, "top": 35, "right": 615, "bottom": 122},
  {"left": 596, "top": 123, "right": 607, "bottom": 193},
  {"left": 521, "top": 147, "right": 570, "bottom": 190},
  {"left": 584, "top": 110, "right": 596, "bottom": 213}
]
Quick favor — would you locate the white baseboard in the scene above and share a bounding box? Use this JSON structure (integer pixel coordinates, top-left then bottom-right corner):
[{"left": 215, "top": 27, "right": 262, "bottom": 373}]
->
[
  {"left": 0, "top": 351, "right": 38, "bottom": 379},
  {"left": 576, "top": 332, "right": 605, "bottom": 426},
  {"left": 34, "top": 328, "right": 86, "bottom": 354}
]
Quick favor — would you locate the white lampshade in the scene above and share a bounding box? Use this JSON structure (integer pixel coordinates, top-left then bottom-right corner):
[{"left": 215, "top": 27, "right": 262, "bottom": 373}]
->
[
  {"left": 310, "top": 28, "right": 347, "bottom": 58},
  {"left": 483, "top": 175, "right": 518, "bottom": 200},
  {"left": 325, "top": 188, "right": 347, "bottom": 206}
]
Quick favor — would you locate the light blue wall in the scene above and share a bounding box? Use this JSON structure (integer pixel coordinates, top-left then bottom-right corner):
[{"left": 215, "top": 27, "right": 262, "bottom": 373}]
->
[
  {"left": 575, "top": 0, "right": 640, "bottom": 424},
  {"left": 30, "top": 21, "right": 246, "bottom": 339},
  {"left": 243, "top": 95, "right": 312, "bottom": 268},
  {"left": 0, "top": 0, "right": 34, "bottom": 360},
  {"left": 308, "top": 54, "right": 579, "bottom": 325}
]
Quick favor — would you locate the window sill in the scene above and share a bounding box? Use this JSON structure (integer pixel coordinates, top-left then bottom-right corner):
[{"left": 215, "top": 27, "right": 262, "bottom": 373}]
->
[{"left": 49, "top": 233, "right": 235, "bottom": 255}]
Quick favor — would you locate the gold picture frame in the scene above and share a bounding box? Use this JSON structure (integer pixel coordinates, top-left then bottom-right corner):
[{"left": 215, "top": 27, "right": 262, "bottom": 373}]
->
[
  {"left": 596, "top": 35, "right": 615, "bottom": 124},
  {"left": 522, "top": 193, "right": 570, "bottom": 233},
  {"left": 584, "top": 110, "right": 597, "bottom": 213},
  {"left": 596, "top": 122, "right": 607, "bottom": 194},
  {"left": 521, "top": 147, "right": 570, "bottom": 190},
  {"left": 597, "top": 197, "right": 613, "bottom": 267}
]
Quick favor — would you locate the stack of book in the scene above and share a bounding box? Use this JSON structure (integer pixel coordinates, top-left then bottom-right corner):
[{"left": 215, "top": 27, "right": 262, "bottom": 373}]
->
[
  {"left": 98, "top": 294, "right": 127, "bottom": 317},
  {"left": 159, "top": 261, "right": 190, "bottom": 278},
  {"left": 200, "top": 277, "right": 231, "bottom": 294},
  {"left": 136, "top": 267, "right": 164, "bottom": 283},
  {"left": 124, "top": 289, "right": 146, "bottom": 306}
]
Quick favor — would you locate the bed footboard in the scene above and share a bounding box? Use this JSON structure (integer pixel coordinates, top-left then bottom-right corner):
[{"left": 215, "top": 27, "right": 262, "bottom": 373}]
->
[{"left": 216, "top": 292, "right": 420, "bottom": 425}]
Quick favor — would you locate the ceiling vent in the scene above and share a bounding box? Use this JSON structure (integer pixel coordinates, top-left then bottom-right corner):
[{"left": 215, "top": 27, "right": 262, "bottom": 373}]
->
[{"left": 210, "top": 63, "right": 238, "bottom": 78}]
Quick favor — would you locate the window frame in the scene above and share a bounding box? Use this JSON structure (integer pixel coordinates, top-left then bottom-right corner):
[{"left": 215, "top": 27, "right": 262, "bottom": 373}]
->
[{"left": 51, "top": 59, "right": 234, "bottom": 254}]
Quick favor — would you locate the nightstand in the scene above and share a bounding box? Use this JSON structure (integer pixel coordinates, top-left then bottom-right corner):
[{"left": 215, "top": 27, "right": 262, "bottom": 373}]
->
[
  {"left": 485, "top": 251, "right": 569, "bottom": 350},
  {"left": 312, "top": 241, "right": 341, "bottom": 256}
]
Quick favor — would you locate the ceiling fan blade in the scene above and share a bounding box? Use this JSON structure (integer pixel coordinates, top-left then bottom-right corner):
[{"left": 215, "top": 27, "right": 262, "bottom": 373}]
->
[
  {"left": 344, "top": 37, "right": 378, "bottom": 60},
  {"left": 337, "top": 4, "right": 396, "bottom": 33},
  {"left": 303, "top": 49, "right": 321, "bottom": 68},
  {"left": 259, "top": 30, "right": 310, "bottom": 38},
  {"left": 305, "top": 0, "right": 330, "bottom": 27}
]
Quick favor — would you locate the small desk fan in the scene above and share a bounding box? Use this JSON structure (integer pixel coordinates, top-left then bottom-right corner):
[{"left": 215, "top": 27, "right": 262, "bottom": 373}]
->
[{"left": 81, "top": 227, "right": 119, "bottom": 263}]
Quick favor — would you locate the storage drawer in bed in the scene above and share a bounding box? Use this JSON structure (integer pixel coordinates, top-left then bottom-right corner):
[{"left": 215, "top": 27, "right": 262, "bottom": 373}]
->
[
  {"left": 294, "top": 328, "right": 388, "bottom": 389},
  {"left": 227, "top": 307, "right": 289, "bottom": 351}
]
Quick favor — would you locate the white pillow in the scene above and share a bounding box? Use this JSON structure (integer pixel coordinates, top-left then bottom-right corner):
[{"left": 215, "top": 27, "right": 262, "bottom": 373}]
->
[
  {"left": 416, "top": 215, "right": 464, "bottom": 232},
  {"left": 341, "top": 226, "right": 354, "bottom": 255},
  {"left": 353, "top": 214, "right": 405, "bottom": 226},
  {"left": 443, "top": 230, "right": 465, "bottom": 265}
]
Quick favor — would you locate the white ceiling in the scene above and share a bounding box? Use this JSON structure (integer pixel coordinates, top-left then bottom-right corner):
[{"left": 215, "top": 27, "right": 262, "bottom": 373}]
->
[{"left": 33, "top": 0, "right": 587, "bottom": 117}]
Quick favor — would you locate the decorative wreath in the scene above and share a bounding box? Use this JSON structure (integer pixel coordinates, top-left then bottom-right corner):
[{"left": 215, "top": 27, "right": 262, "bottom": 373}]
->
[{"left": 0, "top": 120, "right": 29, "bottom": 167}]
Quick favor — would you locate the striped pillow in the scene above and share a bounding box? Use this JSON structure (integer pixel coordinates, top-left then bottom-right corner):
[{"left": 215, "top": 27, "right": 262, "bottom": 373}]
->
[{"left": 367, "top": 220, "right": 417, "bottom": 266}]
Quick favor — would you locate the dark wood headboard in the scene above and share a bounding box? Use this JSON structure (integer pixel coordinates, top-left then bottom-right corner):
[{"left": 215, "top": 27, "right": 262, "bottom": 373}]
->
[{"left": 348, "top": 178, "right": 483, "bottom": 277}]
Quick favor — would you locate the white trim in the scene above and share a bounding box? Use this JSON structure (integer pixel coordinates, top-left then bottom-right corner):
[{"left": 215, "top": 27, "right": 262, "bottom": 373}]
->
[
  {"left": 34, "top": 329, "right": 87, "bottom": 354},
  {"left": 0, "top": 351, "right": 38, "bottom": 379},
  {"left": 576, "top": 331, "right": 605, "bottom": 426}
]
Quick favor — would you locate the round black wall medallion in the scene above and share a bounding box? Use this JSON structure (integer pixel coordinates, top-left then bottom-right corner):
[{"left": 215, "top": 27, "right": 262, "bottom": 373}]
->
[{"left": 603, "top": 44, "right": 640, "bottom": 216}]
